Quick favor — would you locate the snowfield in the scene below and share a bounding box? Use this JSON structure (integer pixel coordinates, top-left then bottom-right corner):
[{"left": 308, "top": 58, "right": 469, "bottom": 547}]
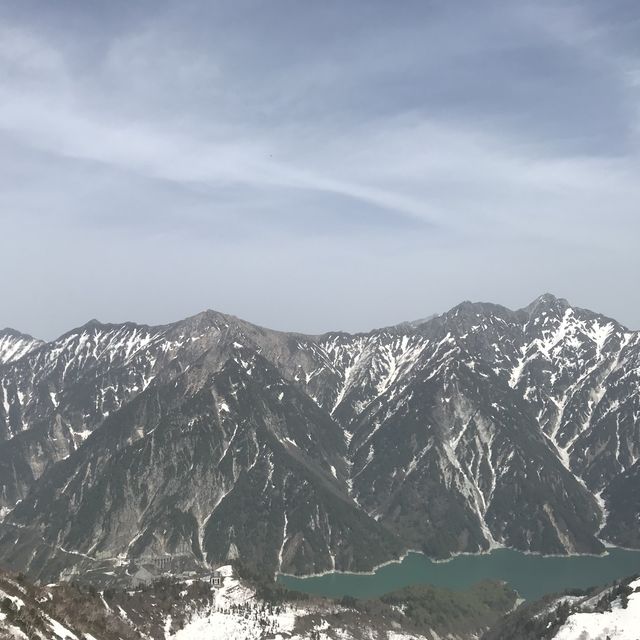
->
[
  {"left": 553, "top": 578, "right": 640, "bottom": 640},
  {"left": 167, "top": 566, "right": 430, "bottom": 640},
  {"left": 169, "top": 566, "right": 297, "bottom": 640}
]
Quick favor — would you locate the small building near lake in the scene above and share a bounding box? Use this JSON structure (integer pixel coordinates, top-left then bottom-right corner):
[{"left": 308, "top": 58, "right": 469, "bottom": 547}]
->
[{"left": 212, "top": 570, "right": 223, "bottom": 587}]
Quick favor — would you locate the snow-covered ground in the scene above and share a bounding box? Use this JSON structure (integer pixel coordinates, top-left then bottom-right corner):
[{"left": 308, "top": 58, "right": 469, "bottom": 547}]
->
[
  {"left": 0, "top": 563, "right": 435, "bottom": 640},
  {"left": 167, "top": 566, "right": 430, "bottom": 640},
  {"left": 553, "top": 578, "right": 640, "bottom": 640},
  {"left": 168, "top": 566, "right": 298, "bottom": 640},
  {"left": 0, "top": 587, "right": 28, "bottom": 639}
]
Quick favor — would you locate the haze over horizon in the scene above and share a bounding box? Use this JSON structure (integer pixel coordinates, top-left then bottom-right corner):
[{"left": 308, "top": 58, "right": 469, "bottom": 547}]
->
[
  {"left": 2, "top": 292, "right": 637, "bottom": 343},
  {"left": 2, "top": 1, "right": 640, "bottom": 339}
]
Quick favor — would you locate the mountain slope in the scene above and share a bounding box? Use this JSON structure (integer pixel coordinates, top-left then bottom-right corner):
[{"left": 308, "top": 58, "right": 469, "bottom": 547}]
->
[
  {"left": 0, "top": 311, "right": 336, "bottom": 509},
  {"left": 5, "top": 348, "right": 401, "bottom": 580},
  {"left": 0, "top": 294, "right": 638, "bottom": 579},
  {"left": 483, "top": 573, "right": 640, "bottom": 640},
  {"left": 0, "top": 328, "right": 42, "bottom": 365}
]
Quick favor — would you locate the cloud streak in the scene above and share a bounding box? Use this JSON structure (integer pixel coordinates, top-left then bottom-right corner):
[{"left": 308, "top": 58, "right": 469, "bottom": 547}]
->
[{"left": 0, "top": 0, "right": 639, "bottom": 337}]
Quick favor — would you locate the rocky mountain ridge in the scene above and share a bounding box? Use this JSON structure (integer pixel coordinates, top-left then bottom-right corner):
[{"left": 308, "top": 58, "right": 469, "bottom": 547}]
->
[
  {"left": 0, "top": 329, "right": 43, "bottom": 366},
  {"left": 0, "top": 294, "right": 638, "bottom": 580}
]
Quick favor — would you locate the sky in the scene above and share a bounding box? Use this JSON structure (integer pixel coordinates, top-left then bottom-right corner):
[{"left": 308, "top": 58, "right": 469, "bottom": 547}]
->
[{"left": 1, "top": 0, "right": 640, "bottom": 339}]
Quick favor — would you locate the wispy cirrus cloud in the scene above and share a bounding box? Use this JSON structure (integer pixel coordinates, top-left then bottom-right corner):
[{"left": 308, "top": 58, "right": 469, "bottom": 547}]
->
[{"left": 0, "top": 0, "right": 639, "bottom": 337}]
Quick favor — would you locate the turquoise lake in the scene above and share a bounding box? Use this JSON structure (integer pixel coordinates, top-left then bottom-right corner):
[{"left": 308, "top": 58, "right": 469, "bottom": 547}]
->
[{"left": 278, "top": 548, "right": 640, "bottom": 601}]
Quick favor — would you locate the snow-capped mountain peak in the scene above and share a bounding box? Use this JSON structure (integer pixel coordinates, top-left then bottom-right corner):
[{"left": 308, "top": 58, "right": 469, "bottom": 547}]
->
[{"left": 0, "top": 295, "right": 638, "bottom": 581}]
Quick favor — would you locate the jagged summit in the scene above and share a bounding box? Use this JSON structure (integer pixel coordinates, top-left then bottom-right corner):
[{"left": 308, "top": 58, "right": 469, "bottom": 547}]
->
[
  {"left": 533, "top": 291, "right": 565, "bottom": 305},
  {"left": 522, "top": 292, "right": 570, "bottom": 313},
  {"left": 0, "top": 327, "right": 28, "bottom": 337},
  {"left": 0, "top": 295, "right": 638, "bottom": 581},
  {"left": 0, "top": 327, "right": 42, "bottom": 344},
  {"left": 79, "top": 318, "right": 104, "bottom": 329},
  {"left": 181, "top": 308, "right": 232, "bottom": 324},
  {"left": 17, "top": 294, "right": 596, "bottom": 346},
  {"left": 0, "top": 328, "right": 43, "bottom": 365},
  {"left": 446, "top": 299, "right": 513, "bottom": 318}
]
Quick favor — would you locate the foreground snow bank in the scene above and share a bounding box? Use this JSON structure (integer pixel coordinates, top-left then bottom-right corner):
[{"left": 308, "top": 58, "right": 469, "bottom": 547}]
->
[
  {"left": 169, "top": 566, "right": 296, "bottom": 640},
  {"left": 167, "top": 566, "right": 430, "bottom": 640},
  {"left": 553, "top": 578, "right": 640, "bottom": 640}
]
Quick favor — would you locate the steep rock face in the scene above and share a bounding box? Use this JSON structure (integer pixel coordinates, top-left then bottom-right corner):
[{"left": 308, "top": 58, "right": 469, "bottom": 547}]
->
[
  {"left": 0, "top": 321, "right": 179, "bottom": 506},
  {"left": 0, "top": 312, "right": 335, "bottom": 508},
  {"left": 344, "top": 307, "right": 602, "bottom": 558},
  {"left": 507, "top": 297, "right": 638, "bottom": 490},
  {"left": 0, "top": 328, "right": 43, "bottom": 365},
  {"left": 0, "top": 294, "right": 638, "bottom": 578},
  {"left": 600, "top": 459, "right": 640, "bottom": 549},
  {"left": 8, "top": 349, "right": 400, "bottom": 578}
]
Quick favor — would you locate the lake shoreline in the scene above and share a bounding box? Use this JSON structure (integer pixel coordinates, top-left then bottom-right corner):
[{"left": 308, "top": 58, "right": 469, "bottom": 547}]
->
[
  {"left": 277, "top": 546, "right": 640, "bottom": 602},
  {"left": 277, "top": 543, "right": 628, "bottom": 580}
]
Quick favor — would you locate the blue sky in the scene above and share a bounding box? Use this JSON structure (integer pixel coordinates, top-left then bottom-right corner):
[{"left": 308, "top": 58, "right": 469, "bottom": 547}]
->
[{"left": 1, "top": 0, "right": 639, "bottom": 338}]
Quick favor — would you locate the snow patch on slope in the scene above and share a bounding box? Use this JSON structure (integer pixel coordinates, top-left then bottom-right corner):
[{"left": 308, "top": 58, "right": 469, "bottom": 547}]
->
[
  {"left": 0, "top": 332, "right": 42, "bottom": 365},
  {"left": 553, "top": 578, "right": 640, "bottom": 640},
  {"left": 167, "top": 566, "right": 431, "bottom": 640}
]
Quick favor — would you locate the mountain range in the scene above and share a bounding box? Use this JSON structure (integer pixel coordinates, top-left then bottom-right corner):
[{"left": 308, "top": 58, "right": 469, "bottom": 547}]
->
[{"left": 0, "top": 294, "right": 638, "bottom": 581}]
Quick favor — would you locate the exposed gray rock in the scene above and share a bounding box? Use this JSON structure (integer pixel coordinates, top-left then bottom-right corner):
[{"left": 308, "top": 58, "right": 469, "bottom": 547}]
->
[{"left": 0, "top": 294, "right": 638, "bottom": 579}]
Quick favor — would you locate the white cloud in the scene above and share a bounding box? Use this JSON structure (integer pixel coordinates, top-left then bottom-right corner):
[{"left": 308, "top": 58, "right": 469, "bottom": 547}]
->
[{"left": 0, "top": 2, "right": 639, "bottom": 336}]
